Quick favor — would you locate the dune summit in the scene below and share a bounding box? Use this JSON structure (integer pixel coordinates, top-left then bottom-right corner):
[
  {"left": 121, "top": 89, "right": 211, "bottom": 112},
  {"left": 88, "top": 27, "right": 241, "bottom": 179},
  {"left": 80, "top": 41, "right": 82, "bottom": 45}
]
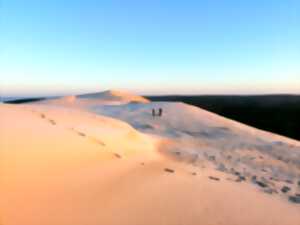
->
[
  {"left": 38, "top": 89, "right": 150, "bottom": 107},
  {"left": 1, "top": 90, "right": 300, "bottom": 225},
  {"left": 78, "top": 89, "right": 150, "bottom": 103}
]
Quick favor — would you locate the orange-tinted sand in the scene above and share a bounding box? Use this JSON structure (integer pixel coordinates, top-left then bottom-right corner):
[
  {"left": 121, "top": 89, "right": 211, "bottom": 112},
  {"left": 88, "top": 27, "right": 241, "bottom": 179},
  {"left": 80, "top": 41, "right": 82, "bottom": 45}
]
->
[{"left": 1, "top": 103, "right": 300, "bottom": 225}]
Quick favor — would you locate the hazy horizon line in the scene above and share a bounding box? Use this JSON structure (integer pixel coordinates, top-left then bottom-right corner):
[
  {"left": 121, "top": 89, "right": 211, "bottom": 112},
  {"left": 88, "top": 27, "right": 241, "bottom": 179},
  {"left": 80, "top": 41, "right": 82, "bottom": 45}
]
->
[{"left": 2, "top": 91, "right": 300, "bottom": 101}]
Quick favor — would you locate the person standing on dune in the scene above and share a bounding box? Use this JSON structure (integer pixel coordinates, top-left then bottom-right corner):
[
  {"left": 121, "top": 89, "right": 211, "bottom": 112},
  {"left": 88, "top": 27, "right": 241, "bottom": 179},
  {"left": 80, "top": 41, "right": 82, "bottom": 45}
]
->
[
  {"left": 152, "top": 109, "right": 155, "bottom": 117},
  {"left": 158, "top": 108, "right": 163, "bottom": 117}
]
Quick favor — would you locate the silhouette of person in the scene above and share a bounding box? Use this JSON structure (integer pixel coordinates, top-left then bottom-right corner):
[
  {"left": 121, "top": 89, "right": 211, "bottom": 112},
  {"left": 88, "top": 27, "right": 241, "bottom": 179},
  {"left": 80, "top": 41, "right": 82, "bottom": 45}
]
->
[
  {"left": 152, "top": 109, "right": 155, "bottom": 117},
  {"left": 158, "top": 108, "right": 163, "bottom": 117}
]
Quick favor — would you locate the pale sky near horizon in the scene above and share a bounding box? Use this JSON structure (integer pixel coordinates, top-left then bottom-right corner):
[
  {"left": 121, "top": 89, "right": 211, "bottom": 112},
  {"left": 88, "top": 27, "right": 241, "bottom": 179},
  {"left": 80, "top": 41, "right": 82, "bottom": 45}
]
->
[{"left": 1, "top": 0, "right": 300, "bottom": 97}]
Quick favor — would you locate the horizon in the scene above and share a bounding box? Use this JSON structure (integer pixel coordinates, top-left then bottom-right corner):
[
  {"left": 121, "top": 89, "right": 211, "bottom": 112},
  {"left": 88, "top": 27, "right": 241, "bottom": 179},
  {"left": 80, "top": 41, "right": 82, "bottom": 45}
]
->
[
  {"left": 2, "top": 88, "right": 300, "bottom": 101},
  {"left": 1, "top": 0, "right": 300, "bottom": 96}
]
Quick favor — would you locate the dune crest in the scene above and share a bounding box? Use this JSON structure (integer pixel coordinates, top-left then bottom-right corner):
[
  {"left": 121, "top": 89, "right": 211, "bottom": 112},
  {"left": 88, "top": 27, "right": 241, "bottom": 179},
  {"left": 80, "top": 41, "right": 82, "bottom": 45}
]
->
[
  {"left": 78, "top": 89, "right": 150, "bottom": 103},
  {"left": 38, "top": 89, "right": 150, "bottom": 107}
]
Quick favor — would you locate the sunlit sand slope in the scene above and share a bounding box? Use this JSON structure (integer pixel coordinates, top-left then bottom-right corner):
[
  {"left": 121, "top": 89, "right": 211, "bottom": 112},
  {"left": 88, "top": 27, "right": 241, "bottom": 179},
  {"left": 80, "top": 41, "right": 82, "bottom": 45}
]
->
[{"left": 1, "top": 103, "right": 300, "bottom": 225}]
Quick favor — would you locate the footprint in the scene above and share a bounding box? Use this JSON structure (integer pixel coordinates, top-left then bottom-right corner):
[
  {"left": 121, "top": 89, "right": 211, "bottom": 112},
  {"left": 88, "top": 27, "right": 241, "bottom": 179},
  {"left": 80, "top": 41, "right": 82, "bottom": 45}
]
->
[
  {"left": 48, "top": 119, "right": 56, "bottom": 125},
  {"left": 288, "top": 195, "right": 300, "bottom": 204},
  {"left": 113, "top": 153, "right": 122, "bottom": 159},
  {"left": 208, "top": 176, "right": 220, "bottom": 181},
  {"left": 71, "top": 129, "right": 86, "bottom": 137},
  {"left": 77, "top": 131, "right": 86, "bottom": 137},
  {"left": 88, "top": 137, "right": 106, "bottom": 146},
  {"left": 164, "top": 168, "right": 175, "bottom": 173},
  {"left": 235, "top": 175, "right": 246, "bottom": 182},
  {"left": 255, "top": 181, "right": 268, "bottom": 188},
  {"left": 285, "top": 179, "right": 293, "bottom": 184},
  {"left": 264, "top": 188, "right": 278, "bottom": 194},
  {"left": 37, "top": 112, "right": 56, "bottom": 126},
  {"left": 281, "top": 186, "right": 291, "bottom": 193}
]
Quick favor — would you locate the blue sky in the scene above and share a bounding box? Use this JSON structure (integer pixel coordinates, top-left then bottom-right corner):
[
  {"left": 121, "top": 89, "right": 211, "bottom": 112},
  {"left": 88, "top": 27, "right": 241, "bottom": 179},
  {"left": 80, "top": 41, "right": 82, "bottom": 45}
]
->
[{"left": 1, "top": 0, "right": 299, "bottom": 96}]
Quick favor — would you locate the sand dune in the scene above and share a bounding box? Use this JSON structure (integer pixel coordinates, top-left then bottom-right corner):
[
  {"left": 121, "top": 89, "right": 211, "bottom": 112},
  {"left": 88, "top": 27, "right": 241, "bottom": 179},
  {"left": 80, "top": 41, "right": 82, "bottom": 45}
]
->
[
  {"left": 78, "top": 89, "right": 150, "bottom": 103},
  {"left": 1, "top": 90, "right": 300, "bottom": 225},
  {"left": 39, "top": 90, "right": 149, "bottom": 107}
]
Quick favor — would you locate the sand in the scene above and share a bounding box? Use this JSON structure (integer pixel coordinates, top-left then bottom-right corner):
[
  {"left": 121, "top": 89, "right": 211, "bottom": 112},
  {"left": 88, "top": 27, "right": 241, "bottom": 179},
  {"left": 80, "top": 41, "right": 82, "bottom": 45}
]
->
[{"left": 1, "top": 91, "right": 300, "bottom": 225}]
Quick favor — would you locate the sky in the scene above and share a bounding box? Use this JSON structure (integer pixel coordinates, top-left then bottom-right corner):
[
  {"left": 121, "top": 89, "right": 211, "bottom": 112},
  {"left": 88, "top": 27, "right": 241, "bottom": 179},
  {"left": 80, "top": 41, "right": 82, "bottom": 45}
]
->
[{"left": 0, "top": 0, "right": 300, "bottom": 96}]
